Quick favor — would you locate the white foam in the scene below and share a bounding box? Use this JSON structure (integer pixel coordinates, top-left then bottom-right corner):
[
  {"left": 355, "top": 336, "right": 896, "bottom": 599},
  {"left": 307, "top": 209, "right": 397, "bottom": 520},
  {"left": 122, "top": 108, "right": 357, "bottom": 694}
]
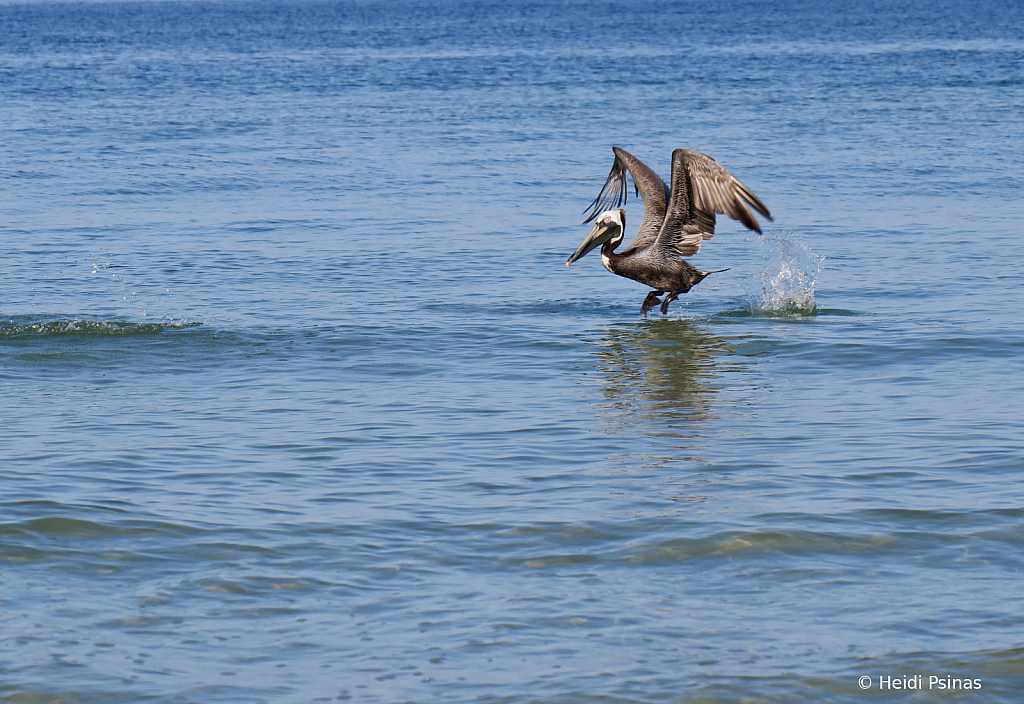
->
[{"left": 742, "top": 232, "right": 823, "bottom": 315}]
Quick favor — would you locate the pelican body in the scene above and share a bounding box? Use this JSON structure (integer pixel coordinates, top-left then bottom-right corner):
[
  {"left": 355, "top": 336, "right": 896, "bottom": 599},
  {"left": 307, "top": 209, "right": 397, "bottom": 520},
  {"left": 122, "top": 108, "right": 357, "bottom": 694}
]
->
[{"left": 566, "top": 147, "right": 772, "bottom": 316}]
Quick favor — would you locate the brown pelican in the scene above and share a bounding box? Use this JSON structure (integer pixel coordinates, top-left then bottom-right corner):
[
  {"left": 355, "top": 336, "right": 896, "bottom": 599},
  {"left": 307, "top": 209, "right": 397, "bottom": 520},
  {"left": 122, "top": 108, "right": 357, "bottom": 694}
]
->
[{"left": 566, "top": 147, "right": 772, "bottom": 316}]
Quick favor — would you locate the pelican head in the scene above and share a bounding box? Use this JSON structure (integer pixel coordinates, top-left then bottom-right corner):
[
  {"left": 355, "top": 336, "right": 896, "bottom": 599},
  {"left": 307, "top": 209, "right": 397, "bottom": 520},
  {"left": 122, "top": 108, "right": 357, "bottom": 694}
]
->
[{"left": 565, "top": 209, "right": 625, "bottom": 267}]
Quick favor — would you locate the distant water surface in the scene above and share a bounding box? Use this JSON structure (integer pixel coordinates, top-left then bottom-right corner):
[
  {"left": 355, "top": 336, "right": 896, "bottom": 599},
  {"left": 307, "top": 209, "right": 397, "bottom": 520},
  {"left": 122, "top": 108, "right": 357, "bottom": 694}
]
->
[{"left": 2, "top": 0, "right": 1024, "bottom": 702}]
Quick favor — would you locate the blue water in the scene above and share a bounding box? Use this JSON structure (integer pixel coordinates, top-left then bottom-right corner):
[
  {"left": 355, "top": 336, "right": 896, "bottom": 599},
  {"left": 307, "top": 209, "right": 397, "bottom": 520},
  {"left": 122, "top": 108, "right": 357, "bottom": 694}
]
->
[{"left": 3, "top": 1, "right": 1024, "bottom": 702}]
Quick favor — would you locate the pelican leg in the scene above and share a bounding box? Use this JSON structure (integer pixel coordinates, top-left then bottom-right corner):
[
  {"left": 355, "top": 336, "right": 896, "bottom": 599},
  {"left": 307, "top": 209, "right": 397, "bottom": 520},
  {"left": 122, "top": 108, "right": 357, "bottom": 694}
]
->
[
  {"left": 640, "top": 290, "right": 664, "bottom": 317},
  {"left": 660, "top": 291, "right": 681, "bottom": 314}
]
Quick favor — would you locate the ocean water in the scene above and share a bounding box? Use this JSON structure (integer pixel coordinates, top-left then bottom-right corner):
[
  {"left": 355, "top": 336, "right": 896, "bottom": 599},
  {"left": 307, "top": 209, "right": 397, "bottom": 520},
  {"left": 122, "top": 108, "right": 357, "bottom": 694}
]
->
[{"left": 2, "top": 0, "right": 1024, "bottom": 702}]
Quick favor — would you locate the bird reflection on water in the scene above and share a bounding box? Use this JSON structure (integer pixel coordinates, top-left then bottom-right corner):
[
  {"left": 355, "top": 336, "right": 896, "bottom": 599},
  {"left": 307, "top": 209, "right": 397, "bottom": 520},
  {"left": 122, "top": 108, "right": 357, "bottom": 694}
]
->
[
  {"left": 588, "top": 318, "right": 747, "bottom": 514},
  {"left": 593, "top": 318, "right": 743, "bottom": 428}
]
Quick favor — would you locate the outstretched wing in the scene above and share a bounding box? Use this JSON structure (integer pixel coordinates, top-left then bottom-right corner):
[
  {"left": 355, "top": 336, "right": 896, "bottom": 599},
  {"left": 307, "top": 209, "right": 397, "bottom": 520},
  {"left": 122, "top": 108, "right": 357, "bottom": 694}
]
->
[
  {"left": 583, "top": 147, "right": 670, "bottom": 251},
  {"left": 656, "top": 149, "right": 773, "bottom": 257}
]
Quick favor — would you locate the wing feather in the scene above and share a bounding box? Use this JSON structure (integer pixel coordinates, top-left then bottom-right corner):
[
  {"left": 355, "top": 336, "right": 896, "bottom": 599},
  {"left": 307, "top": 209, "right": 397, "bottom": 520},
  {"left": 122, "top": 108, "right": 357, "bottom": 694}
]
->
[
  {"left": 656, "top": 148, "right": 772, "bottom": 257},
  {"left": 663, "top": 230, "right": 704, "bottom": 256},
  {"left": 582, "top": 155, "right": 628, "bottom": 223},
  {"left": 583, "top": 147, "right": 669, "bottom": 251}
]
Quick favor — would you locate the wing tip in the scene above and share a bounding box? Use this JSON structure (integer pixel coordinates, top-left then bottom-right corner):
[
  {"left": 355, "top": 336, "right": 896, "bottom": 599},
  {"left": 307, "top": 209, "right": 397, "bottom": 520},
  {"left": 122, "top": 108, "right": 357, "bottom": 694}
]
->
[
  {"left": 582, "top": 150, "right": 629, "bottom": 223},
  {"left": 735, "top": 180, "right": 773, "bottom": 221}
]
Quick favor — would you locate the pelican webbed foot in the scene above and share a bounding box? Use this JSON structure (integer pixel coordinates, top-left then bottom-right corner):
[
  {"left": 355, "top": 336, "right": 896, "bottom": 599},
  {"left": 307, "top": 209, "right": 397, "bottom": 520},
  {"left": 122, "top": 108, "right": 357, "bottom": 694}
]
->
[
  {"left": 660, "top": 291, "right": 681, "bottom": 315},
  {"left": 640, "top": 290, "right": 665, "bottom": 317}
]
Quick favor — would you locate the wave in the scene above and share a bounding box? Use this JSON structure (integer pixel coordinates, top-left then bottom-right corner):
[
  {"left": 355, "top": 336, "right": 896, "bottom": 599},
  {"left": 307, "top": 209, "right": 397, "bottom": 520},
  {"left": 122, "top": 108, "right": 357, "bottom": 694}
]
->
[{"left": 0, "top": 316, "right": 201, "bottom": 339}]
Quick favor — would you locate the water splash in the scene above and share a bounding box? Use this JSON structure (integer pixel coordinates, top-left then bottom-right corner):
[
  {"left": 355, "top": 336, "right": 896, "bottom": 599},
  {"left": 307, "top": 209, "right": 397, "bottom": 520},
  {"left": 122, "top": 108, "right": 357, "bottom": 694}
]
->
[
  {"left": 0, "top": 317, "right": 201, "bottom": 338},
  {"left": 741, "top": 232, "right": 823, "bottom": 315}
]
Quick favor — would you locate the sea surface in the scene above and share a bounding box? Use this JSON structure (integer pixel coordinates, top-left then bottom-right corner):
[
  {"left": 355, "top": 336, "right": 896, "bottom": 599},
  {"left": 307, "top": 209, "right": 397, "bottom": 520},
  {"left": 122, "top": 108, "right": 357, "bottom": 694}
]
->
[{"left": 2, "top": 0, "right": 1024, "bottom": 702}]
